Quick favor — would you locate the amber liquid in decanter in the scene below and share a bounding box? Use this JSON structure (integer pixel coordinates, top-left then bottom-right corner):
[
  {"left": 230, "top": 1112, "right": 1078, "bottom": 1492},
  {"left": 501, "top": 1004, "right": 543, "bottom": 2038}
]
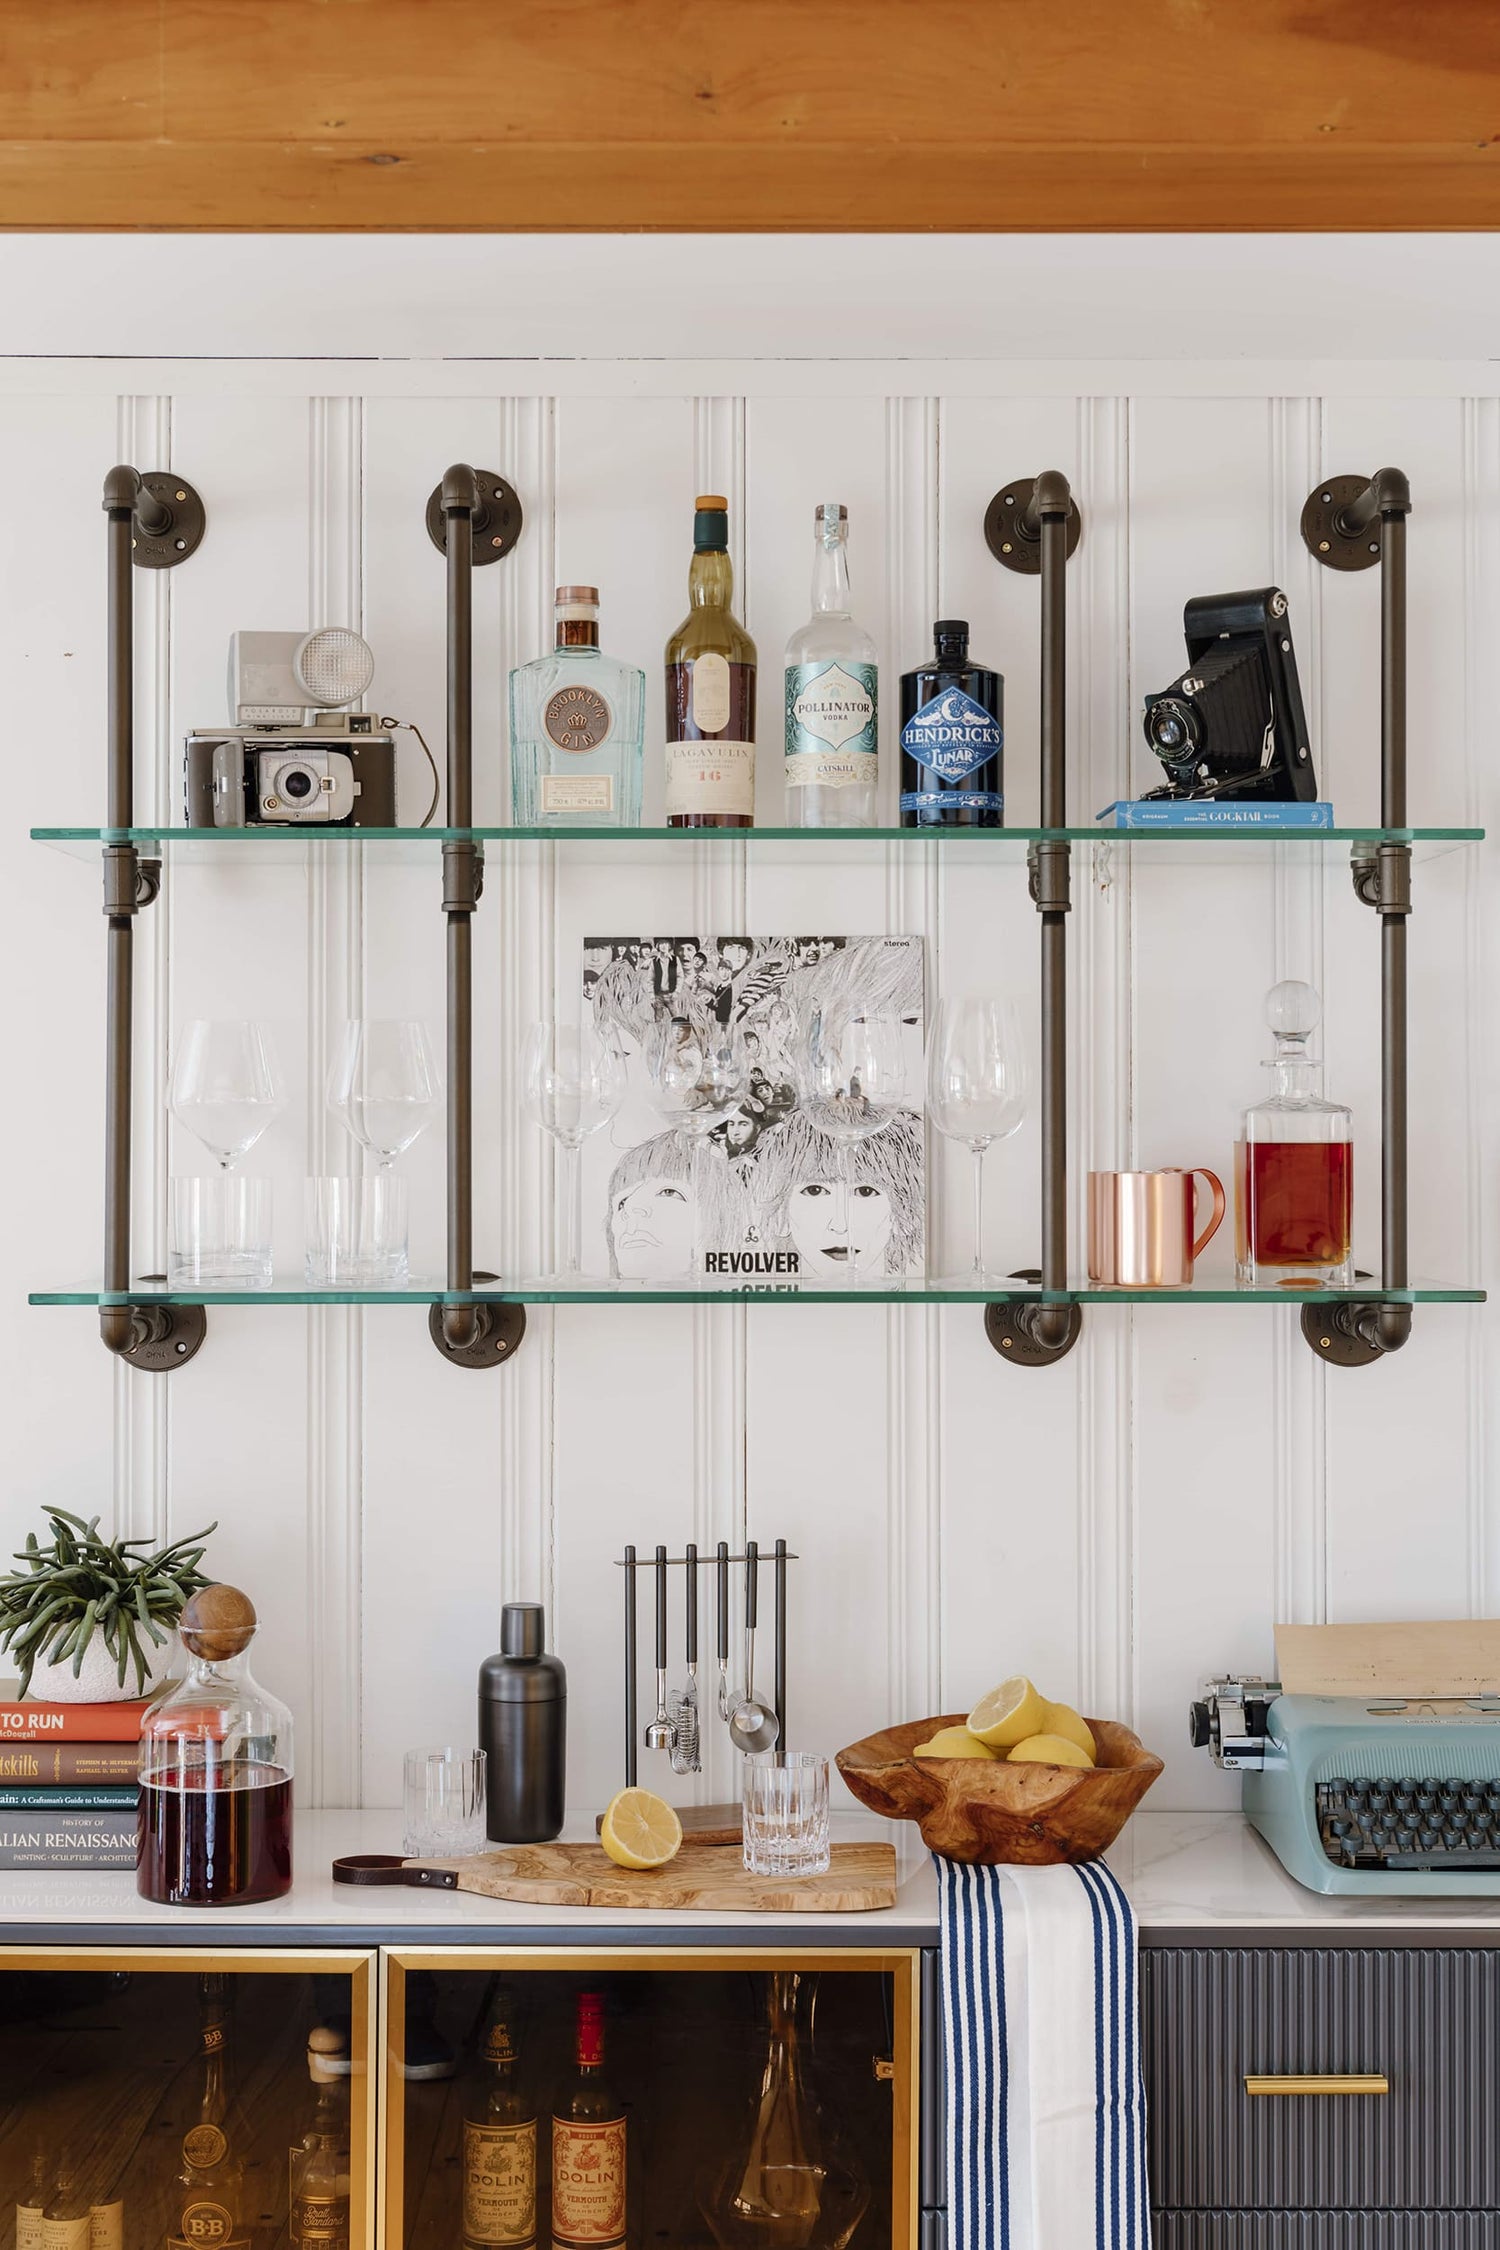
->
[{"left": 1234, "top": 980, "right": 1353, "bottom": 1289}]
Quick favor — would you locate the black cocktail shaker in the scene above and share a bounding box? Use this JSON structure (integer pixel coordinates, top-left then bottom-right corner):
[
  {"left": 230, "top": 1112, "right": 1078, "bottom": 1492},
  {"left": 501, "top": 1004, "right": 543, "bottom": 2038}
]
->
[{"left": 478, "top": 1603, "right": 567, "bottom": 1843}]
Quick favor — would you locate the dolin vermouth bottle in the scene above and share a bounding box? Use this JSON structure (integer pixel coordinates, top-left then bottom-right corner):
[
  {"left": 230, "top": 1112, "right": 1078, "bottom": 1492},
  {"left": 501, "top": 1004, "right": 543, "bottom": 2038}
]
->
[{"left": 898, "top": 619, "right": 1004, "bottom": 827}]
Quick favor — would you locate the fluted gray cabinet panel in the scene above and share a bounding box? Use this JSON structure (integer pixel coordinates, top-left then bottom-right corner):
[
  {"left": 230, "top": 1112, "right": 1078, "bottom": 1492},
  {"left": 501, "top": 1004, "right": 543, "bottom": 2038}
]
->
[
  {"left": 1153, "top": 2220, "right": 1500, "bottom": 2249},
  {"left": 1142, "top": 1947, "right": 1500, "bottom": 2214}
]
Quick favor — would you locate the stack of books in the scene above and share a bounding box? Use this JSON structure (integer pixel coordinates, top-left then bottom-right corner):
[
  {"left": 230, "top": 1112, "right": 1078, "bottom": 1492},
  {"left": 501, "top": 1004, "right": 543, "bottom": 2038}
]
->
[{"left": 0, "top": 1688, "right": 145, "bottom": 1869}]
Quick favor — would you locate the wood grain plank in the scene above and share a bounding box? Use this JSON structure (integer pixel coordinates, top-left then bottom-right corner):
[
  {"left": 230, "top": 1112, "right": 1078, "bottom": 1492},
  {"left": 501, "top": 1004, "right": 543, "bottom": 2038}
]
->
[
  {"left": 4, "top": 0, "right": 1495, "bottom": 146},
  {"left": 1, "top": 138, "right": 1499, "bottom": 230}
]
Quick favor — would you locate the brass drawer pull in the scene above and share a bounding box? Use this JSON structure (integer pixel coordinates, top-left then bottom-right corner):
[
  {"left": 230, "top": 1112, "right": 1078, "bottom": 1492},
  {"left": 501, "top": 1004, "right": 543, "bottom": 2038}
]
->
[{"left": 1245, "top": 2073, "right": 1389, "bottom": 2097}]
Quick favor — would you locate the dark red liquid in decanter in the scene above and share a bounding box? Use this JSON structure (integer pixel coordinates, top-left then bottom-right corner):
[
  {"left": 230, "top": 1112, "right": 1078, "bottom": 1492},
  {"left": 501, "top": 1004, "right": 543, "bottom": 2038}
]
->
[{"left": 138, "top": 1765, "right": 293, "bottom": 1907}]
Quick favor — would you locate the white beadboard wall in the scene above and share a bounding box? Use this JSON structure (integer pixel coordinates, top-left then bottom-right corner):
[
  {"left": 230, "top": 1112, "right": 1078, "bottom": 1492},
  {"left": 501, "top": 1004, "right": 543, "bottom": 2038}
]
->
[{"left": 2, "top": 239, "right": 1497, "bottom": 1821}]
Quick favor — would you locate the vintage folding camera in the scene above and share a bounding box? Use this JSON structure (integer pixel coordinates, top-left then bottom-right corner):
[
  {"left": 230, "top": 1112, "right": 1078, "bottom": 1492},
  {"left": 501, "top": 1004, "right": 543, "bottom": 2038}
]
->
[
  {"left": 184, "top": 627, "right": 398, "bottom": 827},
  {"left": 1141, "top": 587, "right": 1317, "bottom": 802}
]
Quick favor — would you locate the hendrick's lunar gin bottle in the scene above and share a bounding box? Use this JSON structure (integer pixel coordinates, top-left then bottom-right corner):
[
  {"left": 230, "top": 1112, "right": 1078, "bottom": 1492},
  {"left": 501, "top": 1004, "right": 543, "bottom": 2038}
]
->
[{"left": 899, "top": 619, "right": 1004, "bottom": 827}]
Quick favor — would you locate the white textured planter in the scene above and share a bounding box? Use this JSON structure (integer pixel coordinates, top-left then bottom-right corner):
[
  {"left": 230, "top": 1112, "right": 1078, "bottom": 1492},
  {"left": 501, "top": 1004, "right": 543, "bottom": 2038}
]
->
[{"left": 24, "top": 1628, "right": 180, "bottom": 1704}]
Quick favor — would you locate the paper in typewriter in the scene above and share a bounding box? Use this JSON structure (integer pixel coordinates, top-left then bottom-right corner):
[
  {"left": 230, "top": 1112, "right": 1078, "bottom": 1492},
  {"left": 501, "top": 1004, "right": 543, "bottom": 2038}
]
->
[{"left": 1276, "top": 1618, "right": 1500, "bottom": 1699}]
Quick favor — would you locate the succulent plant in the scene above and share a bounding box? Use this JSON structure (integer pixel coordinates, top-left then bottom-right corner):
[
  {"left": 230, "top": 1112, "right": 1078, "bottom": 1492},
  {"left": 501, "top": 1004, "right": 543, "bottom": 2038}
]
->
[{"left": 0, "top": 1507, "right": 215, "bottom": 1696}]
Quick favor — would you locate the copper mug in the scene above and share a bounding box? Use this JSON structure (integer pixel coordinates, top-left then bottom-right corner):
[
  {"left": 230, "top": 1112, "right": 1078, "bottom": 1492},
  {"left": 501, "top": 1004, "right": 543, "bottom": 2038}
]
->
[{"left": 1087, "top": 1167, "right": 1226, "bottom": 1287}]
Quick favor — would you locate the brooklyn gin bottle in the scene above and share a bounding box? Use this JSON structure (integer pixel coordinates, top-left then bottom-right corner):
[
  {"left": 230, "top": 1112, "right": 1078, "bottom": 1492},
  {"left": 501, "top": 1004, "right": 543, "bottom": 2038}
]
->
[
  {"left": 899, "top": 620, "right": 1004, "bottom": 827},
  {"left": 665, "top": 495, "right": 757, "bottom": 828},
  {"left": 783, "top": 502, "right": 878, "bottom": 827},
  {"left": 509, "top": 587, "right": 645, "bottom": 826}
]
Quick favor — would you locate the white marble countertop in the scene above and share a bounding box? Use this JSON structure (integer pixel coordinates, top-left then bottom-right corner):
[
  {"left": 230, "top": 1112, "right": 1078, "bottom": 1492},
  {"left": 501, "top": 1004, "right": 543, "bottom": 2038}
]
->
[{"left": 4, "top": 1809, "right": 1500, "bottom": 1941}]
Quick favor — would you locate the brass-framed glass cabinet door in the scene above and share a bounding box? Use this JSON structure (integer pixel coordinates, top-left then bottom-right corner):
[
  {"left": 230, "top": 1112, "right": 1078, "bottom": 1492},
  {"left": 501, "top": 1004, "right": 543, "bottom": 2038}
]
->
[
  {"left": 384, "top": 1947, "right": 921, "bottom": 2250},
  {"left": 0, "top": 1946, "right": 376, "bottom": 2248}
]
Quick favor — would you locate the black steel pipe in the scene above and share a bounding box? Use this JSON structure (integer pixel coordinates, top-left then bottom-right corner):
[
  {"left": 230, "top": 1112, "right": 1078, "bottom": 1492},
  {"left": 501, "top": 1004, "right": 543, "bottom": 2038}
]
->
[
  {"left": 100, "top": 482, "right": 138, "bottom": 1355},
  {"left": 440, "top": 466, "right": 482, "bottom": 1352},
  {"left": 1380, "top": 507, "right": 1407, "bottom": 830},
  {"left": 773, "top": 1536, "right": 788, "bottom": 1749},
  {"left": 1335, "top": 465, "right": 1411, "bottom": 542},
  {"left": 1378, "top": 496, "right": 1411, "bottom": 1349},
  {"left": 1035, "top": 484, "right": 1073, "bottom": 1342}
]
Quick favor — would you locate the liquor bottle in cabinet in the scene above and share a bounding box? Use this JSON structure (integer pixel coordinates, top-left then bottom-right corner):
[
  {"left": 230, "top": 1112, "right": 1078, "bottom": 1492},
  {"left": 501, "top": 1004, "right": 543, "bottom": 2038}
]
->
[
  {"left": 1235, "top": 979, "right": 1353, "bottom": 1287},
  {"left": 289, "top": 2026, "right": 352, "bottom": 2250},
  {"left": 510, "top": 586, "right": 646, "bottom": 827},
  {"left": 665, "top": 495, "right": 757, "bottom": 829},
  {"left": 168, "top": 1976, "right": 250, "bottom": 2250},
  {"left": 463, "top": 1987, "right": 537, "bottom": 2250},
  {"left": 39, "top": 2154, "right": 89, "bottom": 2250},
  {"left": 15, "top": 2147, "right": 47, "bottom": 2250},
  {"left": 550, "top": 1992, "right": 626, "bottom": 2250},
  {"left": 899, "top": 620, "right": 1004, "bottom": 827},
  {"left": 783, "top": 502, "right": 878, "bottom": 828}
]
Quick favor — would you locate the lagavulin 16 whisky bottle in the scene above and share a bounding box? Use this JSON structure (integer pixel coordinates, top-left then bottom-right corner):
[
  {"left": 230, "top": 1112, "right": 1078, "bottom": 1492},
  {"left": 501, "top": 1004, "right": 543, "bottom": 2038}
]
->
[
  {"left": 1235, "top": 980, "right": 1353, "bottom": 1287},
  {"left": 550, "top": 1991, "right": 626, "bottom": 2250},
  {"left": 783, "top": 501, "right": 878, "bottom": 827},
  {"left": 665, "top": 495, "right": 757, "bottom": 828},
  {"left": 510, "top": 587, "right": 645, "bottom": 826}
]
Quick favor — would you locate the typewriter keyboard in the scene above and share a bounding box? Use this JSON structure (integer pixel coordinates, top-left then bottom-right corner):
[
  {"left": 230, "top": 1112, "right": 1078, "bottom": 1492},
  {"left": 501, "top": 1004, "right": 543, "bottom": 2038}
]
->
[{"left": 1316, "top": 1777, "right": 1500, "bottom": 1870}]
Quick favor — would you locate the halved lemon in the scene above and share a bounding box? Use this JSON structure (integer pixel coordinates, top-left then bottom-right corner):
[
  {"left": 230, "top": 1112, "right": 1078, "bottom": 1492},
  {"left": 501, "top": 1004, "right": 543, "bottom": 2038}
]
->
[
  {"left": 1040, "top": 1700, "right": 1096, "bottom": 1761},
  {"left": 1007, "top": 1732, "right": 1095, "bottom": 1771},
  {"left": 599, "top": 1788, "right": 683, "bottom": 1870},
  {"left": 967, "top": 1675, "right": 1045, "bottom": 1750},
  {"left": 913, "top": 1725, "right": 1000, "bottom": 1760}
]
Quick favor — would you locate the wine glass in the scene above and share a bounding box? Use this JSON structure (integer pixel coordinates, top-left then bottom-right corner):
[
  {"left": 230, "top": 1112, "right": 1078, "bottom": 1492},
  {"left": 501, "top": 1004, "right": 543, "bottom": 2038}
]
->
[
  {"left": 925, "top": 996, "right": 1028, "bottom": 1282},
  {"left": 796, "top": 1003, "right": 910, "bottom": 1145},
  {"left": 645, "top": 1012, "right": 749, "bottom": 1137},
  {"left": 326, "top": 1021, "right": 443, "bottom": 1167},
  {"left": 523, "top": 1021, "right": 626, "bottom": 1278},
  {"left": 168, "top": 1020, "right": 285, "bottom": 1169}
]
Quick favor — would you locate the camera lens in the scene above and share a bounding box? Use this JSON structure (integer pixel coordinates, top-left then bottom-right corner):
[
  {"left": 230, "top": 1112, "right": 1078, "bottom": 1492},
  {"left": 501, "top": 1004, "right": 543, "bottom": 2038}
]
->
[
  {"left": 1145, "top": 697, "right": 1201, "bottom": 760},
  {"left": 281, "top": 767, "right": 315, "bottom": 800}
]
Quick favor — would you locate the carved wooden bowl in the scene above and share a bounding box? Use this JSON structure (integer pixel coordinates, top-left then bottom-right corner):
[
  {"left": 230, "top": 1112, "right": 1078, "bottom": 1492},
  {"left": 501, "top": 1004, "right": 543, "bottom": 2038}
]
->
[{"left": 835, "top": 1713, "right": 1163, "bottom": 1865}]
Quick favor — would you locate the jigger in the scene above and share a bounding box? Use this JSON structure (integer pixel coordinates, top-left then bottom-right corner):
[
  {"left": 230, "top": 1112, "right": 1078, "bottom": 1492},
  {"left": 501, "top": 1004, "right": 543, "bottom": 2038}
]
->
[{"left": 644, "top": 1544, "right": 676, "bottom": 1753}]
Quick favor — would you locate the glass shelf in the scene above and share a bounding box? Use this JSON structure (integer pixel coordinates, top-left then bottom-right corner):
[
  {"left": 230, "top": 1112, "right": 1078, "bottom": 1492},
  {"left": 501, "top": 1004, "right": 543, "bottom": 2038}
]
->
[
  {"left": 29, "top": 1278, "right": 1486, "bottom": 1308},
  {"left": 30, "top": 822, "right": 1485, "bottom": 870}
]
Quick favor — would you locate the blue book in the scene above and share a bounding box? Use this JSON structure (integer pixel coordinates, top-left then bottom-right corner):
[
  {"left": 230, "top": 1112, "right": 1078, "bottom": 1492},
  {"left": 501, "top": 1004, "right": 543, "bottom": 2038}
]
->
[{"left": 1097, "top": 799, "right": 1336, "bottom": 831}]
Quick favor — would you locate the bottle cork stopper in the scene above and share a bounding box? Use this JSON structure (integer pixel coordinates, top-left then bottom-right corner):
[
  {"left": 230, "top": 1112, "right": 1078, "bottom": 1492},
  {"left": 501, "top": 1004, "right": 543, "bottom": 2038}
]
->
[
  {"left": 308, "top": 2024, "right": 347, "bottom": 2056},
  {"left": 695, "top": 494, "right": 728, "bottom": 511},
  {"left": 179, "top": 1584, "right": 257, "bottom": 1661}
]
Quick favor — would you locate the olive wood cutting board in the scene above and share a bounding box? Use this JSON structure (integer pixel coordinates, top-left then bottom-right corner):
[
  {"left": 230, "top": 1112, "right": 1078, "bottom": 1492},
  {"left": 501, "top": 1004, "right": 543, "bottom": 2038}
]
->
[{"left": 440, "top": 1838, "right": 897, "bottom": 1913}]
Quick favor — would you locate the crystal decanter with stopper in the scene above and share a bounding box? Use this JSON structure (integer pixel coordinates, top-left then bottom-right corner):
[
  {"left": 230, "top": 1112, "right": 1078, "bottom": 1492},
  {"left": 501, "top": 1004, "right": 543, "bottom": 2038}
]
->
[
  {"left": 138, "top": 1583, "right": 293, "bottom": 1906},
  {"left": 700, "top": 1971, "right": 869, "bottom": 2250},
  {"left": 1235, "top": 980, "right": 1353, "bottom": 1288}
]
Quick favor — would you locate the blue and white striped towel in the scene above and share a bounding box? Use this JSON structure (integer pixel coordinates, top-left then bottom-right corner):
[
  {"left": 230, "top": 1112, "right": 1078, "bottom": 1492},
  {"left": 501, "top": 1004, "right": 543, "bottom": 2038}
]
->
[{"left": 936, "top": 1855, "right": 1150, "bottom": 2250}]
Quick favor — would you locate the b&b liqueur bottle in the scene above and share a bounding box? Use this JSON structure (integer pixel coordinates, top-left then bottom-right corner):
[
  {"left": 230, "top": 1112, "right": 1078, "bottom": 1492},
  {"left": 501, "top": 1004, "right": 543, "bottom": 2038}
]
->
[
  {"left": 169, "top": 1976, "right": 250, "bottom": 2250},
  {"left": 899, "top": 619, "right": 1004, "bottom": 827},
  {"left": 783, "top": 502, "right": 878, "bottom": 828},
  {"left": 463, "top": 1987, "right": 537, "bottom": 2250},
  {"left": 550, "top": 1992, "right": 626, "bottom": 2250},
  {"left": 289, "top": 2027, "right": 352, "bottom": 2250},
  {"left": 665, "top": 495, "right": 757, "bottom": 828}
]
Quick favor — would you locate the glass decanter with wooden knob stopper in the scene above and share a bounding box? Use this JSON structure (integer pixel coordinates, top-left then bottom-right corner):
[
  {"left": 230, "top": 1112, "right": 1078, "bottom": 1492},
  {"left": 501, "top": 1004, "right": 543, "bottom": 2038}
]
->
[
  {"left": 138, "top": 1582, "right": 293, "bottom": 1905},
  {"left": 1234, "top": 980, "right": 1353, "bottom": 1289}
]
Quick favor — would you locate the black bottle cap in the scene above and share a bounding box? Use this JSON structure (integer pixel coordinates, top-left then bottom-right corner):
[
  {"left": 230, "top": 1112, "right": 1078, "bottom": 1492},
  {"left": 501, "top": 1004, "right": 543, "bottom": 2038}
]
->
[
  {"left": 501, "top": 1602, "right": 545, "bottom": 1660},
  {"left": 934, "top": 618, "right": 969, "bottom": 656},
  {"left": 693, "top": 493, "right": 729, "bottom": 552}
]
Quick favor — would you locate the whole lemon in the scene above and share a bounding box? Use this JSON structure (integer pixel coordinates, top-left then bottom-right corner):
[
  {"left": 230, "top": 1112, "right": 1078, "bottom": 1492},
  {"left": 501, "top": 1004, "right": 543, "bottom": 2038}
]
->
[
  {"left": 913, "top": 1725, "right": 1000, "bottom": 1760},
  {"left": 1007, "top": 1732, "right": 1095, "bottom": 1771},
  {"left": 1040, "top": 1701, "right": 1096, "bottom": 1760}
]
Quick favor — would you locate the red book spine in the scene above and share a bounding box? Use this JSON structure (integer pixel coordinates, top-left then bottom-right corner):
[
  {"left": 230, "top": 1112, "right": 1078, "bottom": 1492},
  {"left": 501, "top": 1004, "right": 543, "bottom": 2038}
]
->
[
  {"left": 0, "top": 1700, "right": 150, "bottom": 1743},
  {"left": 0, "top": 1741, "right": 141, "bottom": 1784}
]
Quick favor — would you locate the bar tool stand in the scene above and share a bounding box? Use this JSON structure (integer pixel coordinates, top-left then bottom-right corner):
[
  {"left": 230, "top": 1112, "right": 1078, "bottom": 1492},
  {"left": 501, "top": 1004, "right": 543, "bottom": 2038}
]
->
[
  {"left": 425, "top": 464, "right": 527, "bottom": 1367},
  {"left": 613, "top": 1538, "right": 798, "bottom": 1843},
  {"left": 1298, "top": 468, "right": 1413, "bottom": 1367},
  {"left": 984, "top": 469, "right": 1085, "bottom": 1367},
  {"left": 98, "top": 467, "right": 208, "bottom": 1371}
]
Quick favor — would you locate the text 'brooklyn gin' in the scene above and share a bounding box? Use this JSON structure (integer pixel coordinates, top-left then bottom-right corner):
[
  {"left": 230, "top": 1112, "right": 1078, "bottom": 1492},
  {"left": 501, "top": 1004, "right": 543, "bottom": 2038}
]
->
[{"left": 510, "top": 588, "right": 645, "bottom": 825}]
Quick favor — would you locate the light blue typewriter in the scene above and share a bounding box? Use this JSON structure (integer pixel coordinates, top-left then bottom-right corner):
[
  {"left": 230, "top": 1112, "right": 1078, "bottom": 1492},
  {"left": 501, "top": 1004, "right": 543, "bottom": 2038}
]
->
[{"left": 1191, "top": 1676, "right": 1500, "bottom": 1895}]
